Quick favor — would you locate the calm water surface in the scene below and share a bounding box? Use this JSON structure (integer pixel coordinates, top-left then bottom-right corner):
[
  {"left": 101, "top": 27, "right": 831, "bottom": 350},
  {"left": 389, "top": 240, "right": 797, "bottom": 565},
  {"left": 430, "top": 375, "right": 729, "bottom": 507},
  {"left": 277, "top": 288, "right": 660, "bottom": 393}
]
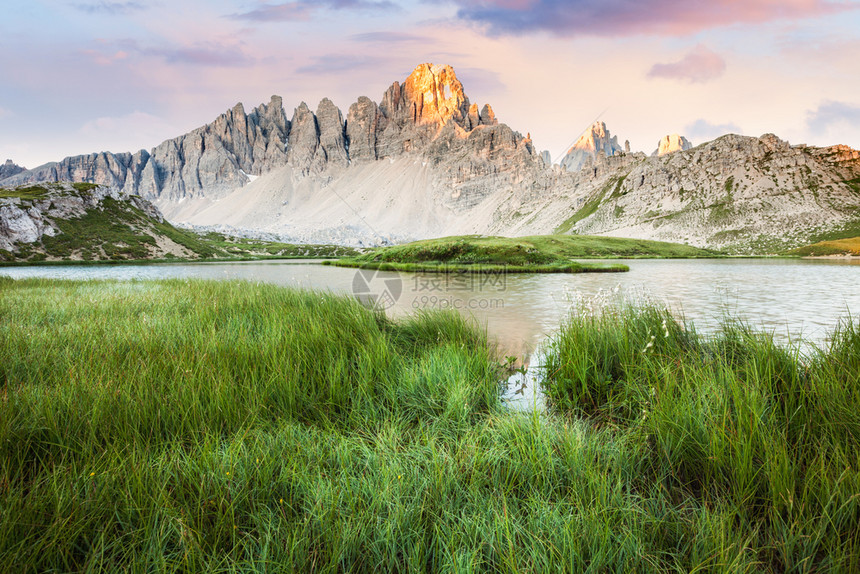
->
[{"left": 3, "top": 258, "right": 859, "bottom": 355}]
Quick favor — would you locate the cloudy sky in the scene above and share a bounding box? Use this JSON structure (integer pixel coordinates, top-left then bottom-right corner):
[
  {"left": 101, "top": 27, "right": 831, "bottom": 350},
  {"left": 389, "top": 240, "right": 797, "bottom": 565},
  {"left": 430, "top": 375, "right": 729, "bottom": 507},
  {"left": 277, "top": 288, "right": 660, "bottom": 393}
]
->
[{"left": 2, "top": 0, "right": 859, "bottom": 168}]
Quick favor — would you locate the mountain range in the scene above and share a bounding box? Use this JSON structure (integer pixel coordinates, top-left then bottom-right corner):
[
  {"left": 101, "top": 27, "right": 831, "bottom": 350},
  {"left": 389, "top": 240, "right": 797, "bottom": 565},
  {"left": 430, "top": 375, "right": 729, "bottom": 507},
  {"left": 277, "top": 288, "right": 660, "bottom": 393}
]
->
[{"left": 3, "top": 63, "right": 859, "bottom": 252}]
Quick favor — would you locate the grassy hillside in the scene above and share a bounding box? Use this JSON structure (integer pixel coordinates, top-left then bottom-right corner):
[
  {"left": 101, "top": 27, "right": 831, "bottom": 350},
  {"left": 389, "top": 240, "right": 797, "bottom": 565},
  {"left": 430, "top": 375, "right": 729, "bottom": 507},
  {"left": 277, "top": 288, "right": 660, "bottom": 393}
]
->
[
  {"left": 0, "top": 183, "right": 223, "bottom": 262},
  {"left": 0, "top": 183, "right": 359, "bottom": 263},
  {"left": 197, "top": 231, "right": 359, "bottom": 259},
  {"left": 787, "top": 236, "right": 860, "bottom": 256},
  {"left": 41, "top": 197, "right": 224, "bottom": 261},
  {"left": 330, "top": 234, "right": 718, "bottom": 273},
  {"left": 1, "top": 278, "right": 858, "bottom": 571}
]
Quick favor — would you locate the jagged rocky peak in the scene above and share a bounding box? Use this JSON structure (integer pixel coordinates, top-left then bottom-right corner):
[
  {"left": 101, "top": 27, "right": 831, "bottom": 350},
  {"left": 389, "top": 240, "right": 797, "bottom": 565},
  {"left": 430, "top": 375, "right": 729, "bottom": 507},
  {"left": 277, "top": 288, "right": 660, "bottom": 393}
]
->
[
  {"left": 366, "top": 63, "right": 512, "bottom": 159},
  {"left": 346, "top": 96, "right": 380, "bottom": 162},
  {"left": 247, "top": 95, "right": 291, "bottom": 171},
  {"left": 0, "top": 160, "right": 25, "bottom": 181},
  {"left": 480, "top": 104, "right": 497, "bottom": 126},
  {"left": 380, "top": 63, "right": 472, "bottom": 128},
  {"left": 287, "top": 102, "right": 320, "bottom": 176},
  {"left": 574, "top": 121, "right": 622, "bottom": 154},
  {"left": 315, "top": 98, "right": 349, "bottom": 169},
  {"left": 653, "top": 134, "right": 693, "bottom": 156},
  {"left": 5, "top": 62, "right": 538, "bottom": 216},
  {"left": 3, "top": 94, "right": 293, "bottom": 201},
  {"left": 208, "top": 95, "right": 291, "bottom": 175},
  {"left": 282, "top": 98, "right": 349, "bottom": 178},
  {"left": 560, "top": 121, "right": 624, "bottom": 172},
  {"left": 466, "top": 103, "right": 499, "bottom": 130},
  {"left": 758, "top": 133, "right": 792, "bottom": 153}
]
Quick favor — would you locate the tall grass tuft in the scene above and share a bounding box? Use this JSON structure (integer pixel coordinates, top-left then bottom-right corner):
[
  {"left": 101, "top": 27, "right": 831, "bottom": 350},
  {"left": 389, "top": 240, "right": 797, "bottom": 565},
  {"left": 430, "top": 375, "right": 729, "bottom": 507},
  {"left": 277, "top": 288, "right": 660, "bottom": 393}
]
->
[{"left": 544, "top": 298, "right": 860, "bottom": 572}]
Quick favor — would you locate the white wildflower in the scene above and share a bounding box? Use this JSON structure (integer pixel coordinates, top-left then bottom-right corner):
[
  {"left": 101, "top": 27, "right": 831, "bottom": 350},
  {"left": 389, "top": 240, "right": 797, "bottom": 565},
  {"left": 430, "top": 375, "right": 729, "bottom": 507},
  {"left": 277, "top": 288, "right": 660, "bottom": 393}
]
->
[{"left": 642, "top": 334, "right": 655, "bottom": 353}]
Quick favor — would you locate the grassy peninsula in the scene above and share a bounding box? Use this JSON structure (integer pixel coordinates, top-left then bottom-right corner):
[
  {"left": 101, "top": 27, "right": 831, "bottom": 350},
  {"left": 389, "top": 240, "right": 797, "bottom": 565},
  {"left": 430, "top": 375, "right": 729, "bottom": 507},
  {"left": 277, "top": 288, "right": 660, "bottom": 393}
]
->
[
  {"left": 328, "top": 234, "right": 719, "bottom": 274},
  {"left": 1, "top": 277, "right": 858, "bottom": 571}
]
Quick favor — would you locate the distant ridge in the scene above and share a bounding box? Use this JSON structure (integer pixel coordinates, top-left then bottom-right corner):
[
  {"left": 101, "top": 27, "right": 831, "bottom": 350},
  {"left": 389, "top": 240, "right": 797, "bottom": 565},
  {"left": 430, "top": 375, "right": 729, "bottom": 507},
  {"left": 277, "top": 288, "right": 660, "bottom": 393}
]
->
[
  {"left": 2, "top": 63, "right": 859, "bottom": 253},
  {"left": 559, "top": 121, "right": 625, "bottom": 172},
  {"left": 0, "top": 160, "right": 25, "bottom": 180}
]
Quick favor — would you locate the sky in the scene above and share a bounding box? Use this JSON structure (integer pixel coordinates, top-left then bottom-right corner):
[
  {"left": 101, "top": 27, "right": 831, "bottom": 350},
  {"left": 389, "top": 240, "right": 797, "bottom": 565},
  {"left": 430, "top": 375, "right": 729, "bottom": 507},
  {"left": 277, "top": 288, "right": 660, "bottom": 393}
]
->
[{"left": 2, "top": 0, "right": 860, "bottom": 169}]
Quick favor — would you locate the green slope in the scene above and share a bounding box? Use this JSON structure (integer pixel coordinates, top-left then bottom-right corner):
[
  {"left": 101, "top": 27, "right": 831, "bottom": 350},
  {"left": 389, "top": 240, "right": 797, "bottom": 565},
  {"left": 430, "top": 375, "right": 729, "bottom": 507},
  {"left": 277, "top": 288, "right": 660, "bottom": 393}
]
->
[
  {"left": 787, "top": 236, "right": 860, "bottom": 256},
  {"left": 1, "top": 183, "right": 359, "bottom": 263},
  {"left": 329, "top": 234, "right": 718, "bottom": 273}
]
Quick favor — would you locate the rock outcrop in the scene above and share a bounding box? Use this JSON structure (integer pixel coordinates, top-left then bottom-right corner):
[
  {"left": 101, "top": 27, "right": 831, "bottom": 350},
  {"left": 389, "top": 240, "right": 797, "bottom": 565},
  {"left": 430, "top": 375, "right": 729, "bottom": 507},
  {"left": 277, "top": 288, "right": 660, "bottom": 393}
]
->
[
  {"left": 0, "top": 160, "right": 24, "bottom": 180},
  {"left": 546, "top": 134, "right": 860, "bottom": 252},
  {"left": 653, "top": 134, "right": 693, "bottom": 156},
  {"left": 283, "top": 97, "right": 349, "bottom": 180},
  {"left": 316, "top": 98, "right": 349, "bottom": 171},
  {"left": 0, "top": 182, "right": 163, "bottom": 254},
  {"left": 560, "top": 122, "right": 625, "bottom": 172},
  {"left": 345, "top": 96, "right": 380, "bottom": 162}
]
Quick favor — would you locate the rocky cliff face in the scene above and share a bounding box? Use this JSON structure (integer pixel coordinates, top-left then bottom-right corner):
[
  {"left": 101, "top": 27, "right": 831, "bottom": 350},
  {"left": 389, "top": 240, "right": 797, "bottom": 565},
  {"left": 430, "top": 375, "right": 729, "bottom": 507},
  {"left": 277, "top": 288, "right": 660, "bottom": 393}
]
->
[
  {"left": 0, "top": 63, "right": 546, "bottom": 246},
  {"left": 560, "top": 122, "right": 625, "bottom": 172},
  {"left": 653, "top": 134, "right": 693, "bottom": 156}
]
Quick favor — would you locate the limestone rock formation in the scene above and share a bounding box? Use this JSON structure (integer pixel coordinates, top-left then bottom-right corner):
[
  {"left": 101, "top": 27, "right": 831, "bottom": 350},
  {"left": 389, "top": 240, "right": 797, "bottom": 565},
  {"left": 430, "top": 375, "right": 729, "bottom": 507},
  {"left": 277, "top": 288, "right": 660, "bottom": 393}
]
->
[
  {"left": 286, "top": 102, "right": 319, "bottom": 177},
  {"left": 4, "top": 96, "right": 290, "bottom": 202},
  {"left": 383, "top": 63, "right": 470, "bottom": 127},
  {"left": 548, "top": 133, "right": 860, "bottom": 252},
  {"left": 316, "top": 98, "right": 349, "bottom": 171},
  {"left": 480, "top": 104, "right": 497, "bottom": 126},
  {"left": 3, "top": 63, "right": 538, "bottom": 229},
  {"left": 345, "top": 96, "right": 380, "bottom": 162},
  {"left": 0, "top": 182, "right": 163, "bottom": 253},
  {"left": 560, "top": 122, "right": 625, "bottom": 172},
  {"left": 653, "top": 134, "right": 693, "bottom": 156},
  {"left": 0, "top": 160, "right": 25, "bottom": 181}
]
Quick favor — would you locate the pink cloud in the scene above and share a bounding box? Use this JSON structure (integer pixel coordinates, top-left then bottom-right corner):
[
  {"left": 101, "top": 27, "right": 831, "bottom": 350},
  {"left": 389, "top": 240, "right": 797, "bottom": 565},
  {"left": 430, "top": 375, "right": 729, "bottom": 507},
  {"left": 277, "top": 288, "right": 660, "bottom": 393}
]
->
[
  {"left": 449, "top": 0, "right": 854, "bottom": 37},
  {"left": 685, "top": 119, "right": 743, "bottom": 143},
  {"left": 231, "top": 1, "right": 396, "bottom": 22},
  {"left": 84, "top": 38, "right": 254, "bottom": 68},
  {"left": 82, "top": 49, "right": 129, "bottom": 66},
  {"left": 73, "top": 2, "right": 146, "bottom": 15},
  {"left": 648, "top": 45, "right": 727, "bottom": 84},
  {"left": 79, "top": 111, "right": 179, "bottom": 153},
  {"left": 807, "top": 100, "right": 860, "bottom": 134}
]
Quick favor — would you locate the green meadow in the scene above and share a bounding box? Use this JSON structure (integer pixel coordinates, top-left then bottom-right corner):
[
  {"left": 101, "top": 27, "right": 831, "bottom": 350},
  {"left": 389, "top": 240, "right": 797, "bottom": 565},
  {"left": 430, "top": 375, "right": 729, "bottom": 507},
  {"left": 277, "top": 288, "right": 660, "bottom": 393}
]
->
[
  {"left": 1, "top": 277, "right": 858, "bottom": 572},
  {"left": 328, "top": 234, "right": 720, "bottom": 274}
]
